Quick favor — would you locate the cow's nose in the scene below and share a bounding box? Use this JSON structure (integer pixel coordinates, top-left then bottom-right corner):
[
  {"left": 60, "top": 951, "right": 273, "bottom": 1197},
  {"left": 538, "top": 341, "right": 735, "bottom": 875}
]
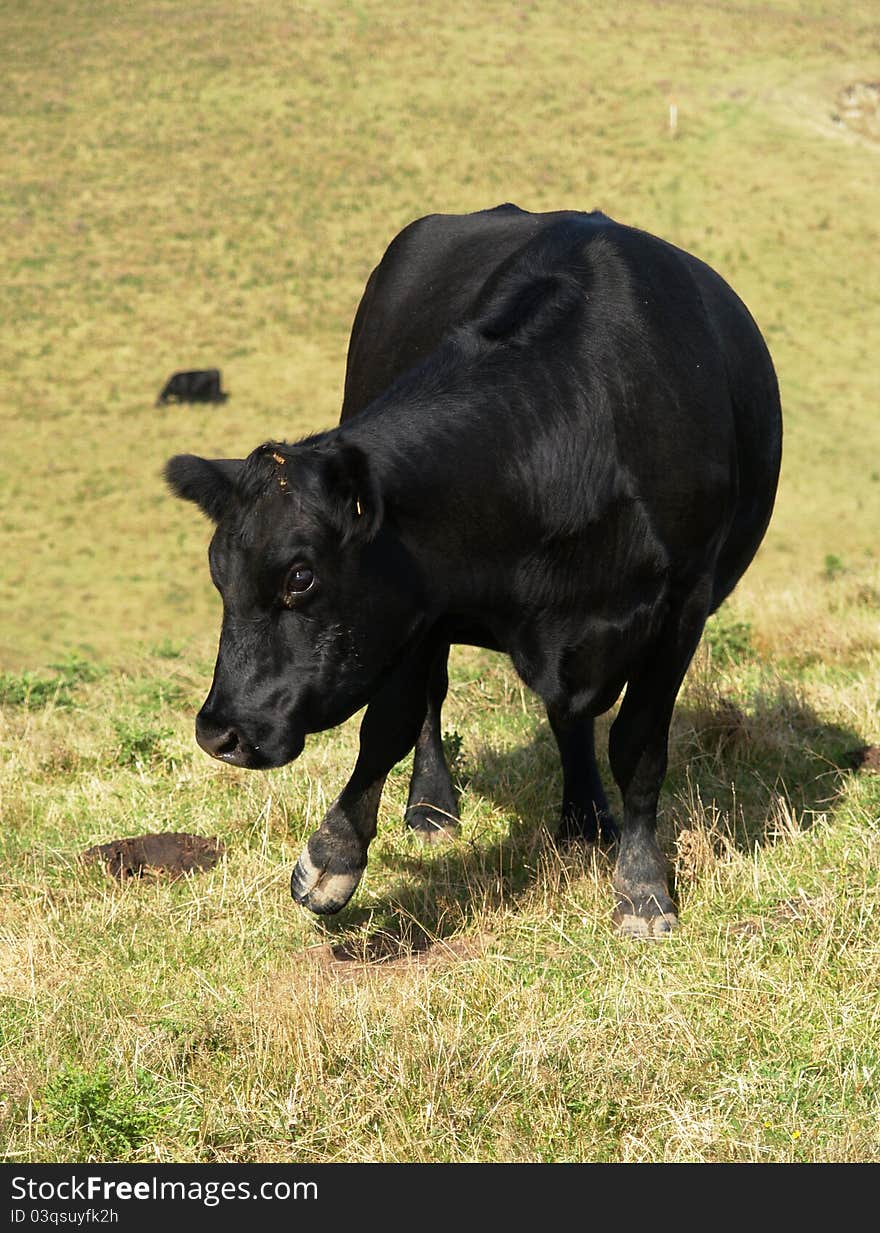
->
[{"left": 195, "top": 715, "right": 253, "bottom": 765}]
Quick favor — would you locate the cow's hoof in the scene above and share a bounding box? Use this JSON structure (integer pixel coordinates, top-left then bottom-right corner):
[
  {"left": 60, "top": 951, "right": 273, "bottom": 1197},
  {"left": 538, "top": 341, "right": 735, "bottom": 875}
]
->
[
  {"left": 407, "top": 807, "right": 459, "bottom": 845},
  {"left": 290, "top": 848, "right": 363, "bottom": 915},
  {"left": 612, "top": 892, "right": 678, "bottom": 938},
  {"left": 557, "top": 808, "right": 620, "bottom": 848}
]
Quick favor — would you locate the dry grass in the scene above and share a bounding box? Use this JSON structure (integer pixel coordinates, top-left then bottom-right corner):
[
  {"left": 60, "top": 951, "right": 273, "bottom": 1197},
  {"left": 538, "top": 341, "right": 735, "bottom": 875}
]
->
[{"left": 1, "top": 643, "right": 878, "bottom": 1161}]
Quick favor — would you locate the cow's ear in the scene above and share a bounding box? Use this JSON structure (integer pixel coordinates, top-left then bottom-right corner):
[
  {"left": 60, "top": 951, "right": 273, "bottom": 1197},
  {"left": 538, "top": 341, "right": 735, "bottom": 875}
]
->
[
  {"left": 164, "top": 455, "right": 243, "bottom": 523},
  {"left": 321, "top": 441, "right": 384, "bottom": 543}
]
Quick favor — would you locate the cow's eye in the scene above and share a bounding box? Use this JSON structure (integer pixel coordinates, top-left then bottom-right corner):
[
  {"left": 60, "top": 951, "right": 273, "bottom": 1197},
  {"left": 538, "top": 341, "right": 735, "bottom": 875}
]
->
[{"left": 281, "top": 563, "right": 316, "bottom": 606}]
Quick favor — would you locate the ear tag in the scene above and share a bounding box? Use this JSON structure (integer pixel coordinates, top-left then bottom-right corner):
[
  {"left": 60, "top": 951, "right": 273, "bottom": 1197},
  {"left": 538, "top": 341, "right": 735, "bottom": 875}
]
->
[
  {"left": 356, "top": 498, "right": 363, "bottom": 517},
  {"left": 271, "top": 451, "right": 289, "bottom": 491}
]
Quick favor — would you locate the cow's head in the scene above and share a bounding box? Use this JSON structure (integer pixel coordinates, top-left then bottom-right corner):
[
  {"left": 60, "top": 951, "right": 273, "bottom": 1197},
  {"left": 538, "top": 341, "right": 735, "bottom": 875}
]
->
[{"left": 165, "top": 438, "right": 425, "bottom": 768}]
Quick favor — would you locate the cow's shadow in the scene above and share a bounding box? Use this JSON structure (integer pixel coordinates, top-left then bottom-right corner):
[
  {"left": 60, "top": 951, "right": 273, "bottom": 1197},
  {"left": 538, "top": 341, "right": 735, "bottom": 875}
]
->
[{"left": 312, "top": 684, "right": 867, "bottom": 957}]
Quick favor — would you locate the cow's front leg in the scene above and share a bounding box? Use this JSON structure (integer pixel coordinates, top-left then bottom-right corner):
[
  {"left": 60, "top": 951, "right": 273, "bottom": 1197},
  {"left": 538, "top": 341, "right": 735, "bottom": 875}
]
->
[{"left": 291, "top": 643, "right": 436, "bottom": 914}]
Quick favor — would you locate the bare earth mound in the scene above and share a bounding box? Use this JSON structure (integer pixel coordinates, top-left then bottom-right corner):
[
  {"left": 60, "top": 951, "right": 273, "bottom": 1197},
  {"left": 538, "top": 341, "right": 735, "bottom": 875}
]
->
[
  {"left": 297, "top": 930, "right": 494, "bottom": 978},
  {"left": 82, "top": 832, "right": 225, "bottom": 880}
]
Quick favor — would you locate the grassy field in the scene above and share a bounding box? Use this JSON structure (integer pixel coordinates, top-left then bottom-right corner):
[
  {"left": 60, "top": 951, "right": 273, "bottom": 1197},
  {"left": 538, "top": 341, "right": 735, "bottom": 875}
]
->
[{"left": 1, "top": 0, "right": 878, "bottom": 1162}]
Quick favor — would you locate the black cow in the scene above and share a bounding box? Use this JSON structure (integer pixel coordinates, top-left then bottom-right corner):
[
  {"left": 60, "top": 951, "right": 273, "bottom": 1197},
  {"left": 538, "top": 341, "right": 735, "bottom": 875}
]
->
[
  {"left": 165, "top": 204, "right": 781, "bottom": 936},
  {"left": 157, "top": 369, "right": 228, "bottom": 406}
]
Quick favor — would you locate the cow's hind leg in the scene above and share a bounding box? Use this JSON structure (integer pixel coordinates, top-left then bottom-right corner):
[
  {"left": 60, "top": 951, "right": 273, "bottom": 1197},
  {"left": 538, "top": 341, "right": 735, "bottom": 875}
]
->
[
  {"left": 405, "top": 643, "right": 459, "bottom": 843},
  {"left": 607, "top": 584, "right": 711, "bottom": 937},
  {"left": 548, "top": 709, "right": 618, "bottom": 844},
  {"left": 291, "top": 643, "right": 436, "bottom": 915}
]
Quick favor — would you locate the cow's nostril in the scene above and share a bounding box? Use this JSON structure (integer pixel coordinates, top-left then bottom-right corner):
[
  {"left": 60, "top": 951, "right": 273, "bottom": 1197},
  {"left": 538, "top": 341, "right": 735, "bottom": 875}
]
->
[
  {"left": 213, "top": 729, "right": 240, "bottom": 757},
  {"left": 196, "top": 716, "right": 246, "bottom": 762}
]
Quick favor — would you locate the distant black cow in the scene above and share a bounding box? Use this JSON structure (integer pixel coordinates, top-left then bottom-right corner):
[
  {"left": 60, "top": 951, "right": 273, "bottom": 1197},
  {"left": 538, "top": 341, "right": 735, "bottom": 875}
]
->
[
  {"left": 165, "top": 204, "right": 782, "bottom": 936},
  {"left": 157, "top": 369, "right": 228, "bottom": 406}
]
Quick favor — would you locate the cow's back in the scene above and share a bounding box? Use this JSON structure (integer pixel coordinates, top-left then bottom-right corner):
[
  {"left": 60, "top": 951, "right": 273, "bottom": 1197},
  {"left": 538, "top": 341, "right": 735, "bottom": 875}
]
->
[{"left": 341, "top": 204, "right": 589, "bottom": 419}]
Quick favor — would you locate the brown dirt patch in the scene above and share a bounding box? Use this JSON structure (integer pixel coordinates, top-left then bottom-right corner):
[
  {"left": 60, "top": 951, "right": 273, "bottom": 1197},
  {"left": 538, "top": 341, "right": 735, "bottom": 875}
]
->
[
  {"left": 81, "top": 832, "right": 225, "bottom": 880},
  {"left": 297, "top": 929, "right": 494, "bottom": 977},
  {"left": 847, "top": 745, "right": 880, "bottom": 774},
  {"left": 831, "top": 82, "right": 880, "bottom": 142},
  {"left": 771, "top": 892, "right": 828, "bottom": 925}
]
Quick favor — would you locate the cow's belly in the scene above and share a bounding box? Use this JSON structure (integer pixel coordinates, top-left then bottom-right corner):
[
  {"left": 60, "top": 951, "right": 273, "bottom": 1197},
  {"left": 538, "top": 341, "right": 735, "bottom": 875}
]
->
[
  {"left": 439, "top": 617, "right": 504, "bottom": 654},
  {"left": 499, "top": 588, "right": 671, "bottom": 718}
]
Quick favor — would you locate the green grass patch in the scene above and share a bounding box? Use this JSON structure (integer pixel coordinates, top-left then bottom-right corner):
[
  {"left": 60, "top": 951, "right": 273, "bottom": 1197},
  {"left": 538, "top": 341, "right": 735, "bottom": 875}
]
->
[
  {"left": 37, "top": 1065, "right": 177, "bottom": 1160},
  {"left": 0, "top": 653, "right": 104, "bottom": 708}
]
